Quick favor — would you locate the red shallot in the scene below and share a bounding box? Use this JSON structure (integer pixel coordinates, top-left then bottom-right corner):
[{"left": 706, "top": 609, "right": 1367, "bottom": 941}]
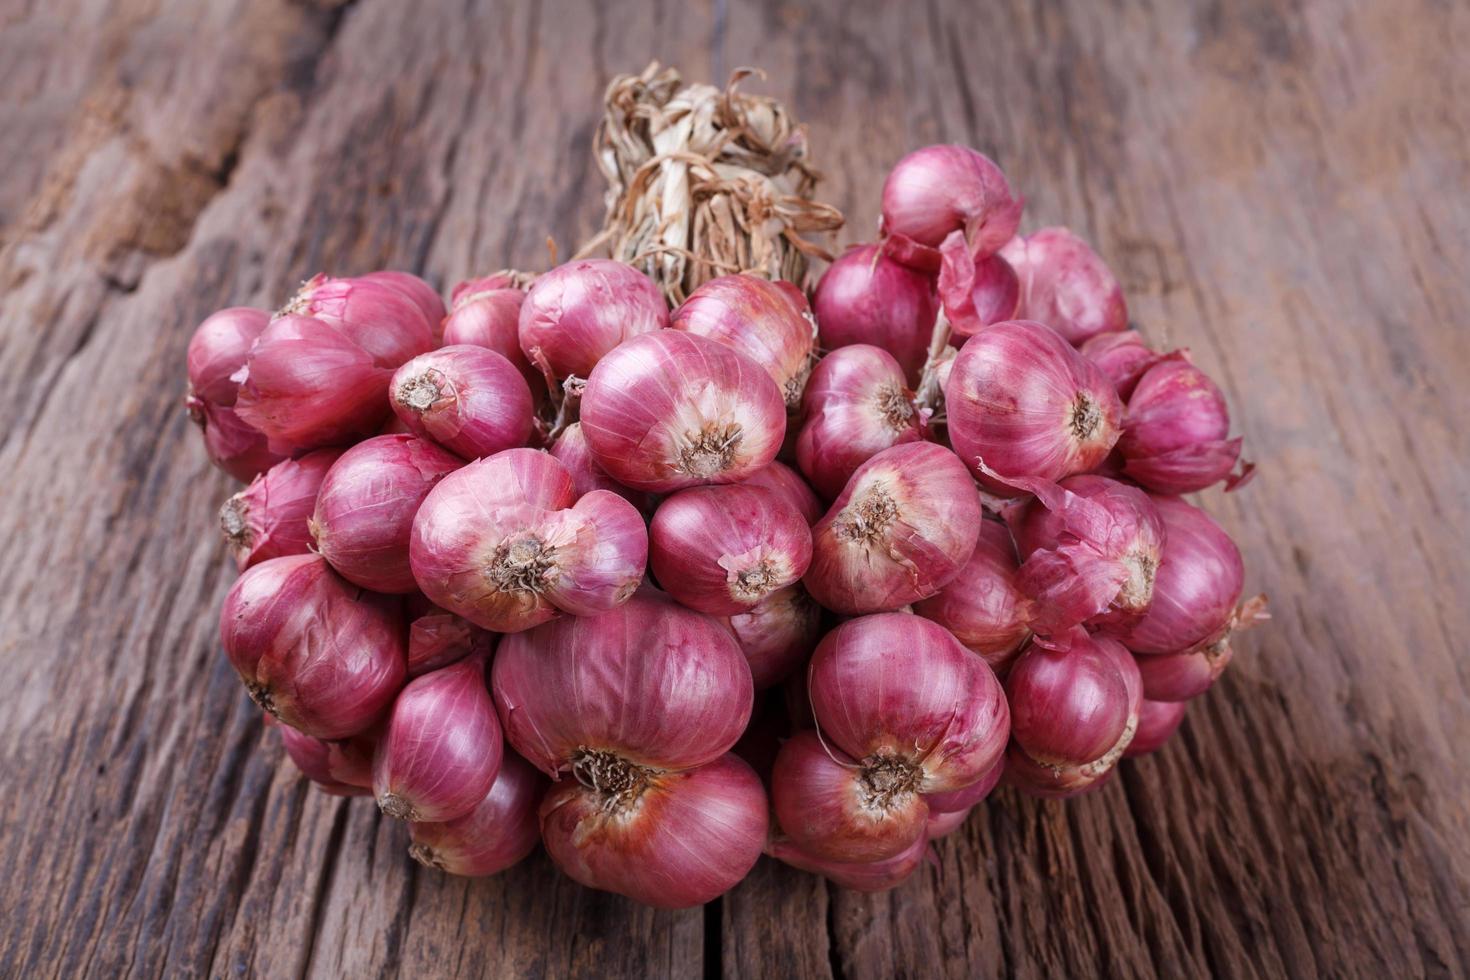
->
[
  {"left": 272, "top": 717, "right": 375, "bottom": 796},
  {"left": 913, "top": 520, "right": 1032, "bottom": 672},
  {"left": 1080, "top": 329, "right": 1160, "bottom": 399},
  {"left": 220, "top": 554, "right": 405, "bottom": 739},
  {"left": 804, "top": 443, "right": 980, "bottom": 614},
  {"left": 880, "top": 145, "right": 1023, "bottom": 270},
  {"left": 442, "top": 273, "right": 539, "bottom": 390},
  {"left": 670, "top": 273, "right": 817, "bottom": 407},
  {"left": 408, "top": 751, "right": 545, "bottom": 876},
  {"left": 795, "top": 344, "right": 923, "bottom": 500},
  {"left": 220, "top": 449, "right": 342, "bottom": 570},
  {"left": 279, "top": 272, "right": 435, "bottom": 369},
  {"left": 1119, "top": 354, "right": 1254, "bottom": 494},
  {"left": 311, "top": 434, "right": 463, "bottom": 593},
  {"left": 768, "top": 830, "right": 928, "bottom": 892},
  {"left": 389, "top": 345, "right": 534, "bottom": 459},
  {"left": 812, "top": 243, "right": 939, "bottom": 385},
  {"left": 1124, "top": 699, "right": 1189, "bottom": 757},
  {"left": 410, "top": 449, "right": 647, "bottom": 632},
  {"left": 650, "top": 484, "right": 813, "bottom": 615},
  {"left": 741, "top": 462, "right": 823, "bottom": 525},
  {"left": 945, "top": 319, "right": 1123, "bottom": 493},
  {"left": 719, "top": 585, "right": 822, "bottom": 690},
  {"left": 581, "top": 330, "right": 786, "bottom": 492},
  {"left": 518, "top": 259, "right": 668, "bottom": 379},
  {"left": 998, "top": 227, "right": 1127, "bottom": 345}
]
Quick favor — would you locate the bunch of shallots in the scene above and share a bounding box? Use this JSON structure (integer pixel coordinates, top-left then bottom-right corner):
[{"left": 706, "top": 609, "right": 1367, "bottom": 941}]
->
[{"left": 189, "top": 138, "right": 1263, "bottom": 908}]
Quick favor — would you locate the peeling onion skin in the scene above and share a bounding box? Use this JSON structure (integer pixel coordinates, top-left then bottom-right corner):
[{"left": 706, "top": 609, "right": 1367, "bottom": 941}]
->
[
  {"left": 1114, "top": 496, "right": 1244, "bottom": 655},
  {"left": 1124, "top": 699, "right": 1189, "bottom": 757},
  {"left": 1008, "top": 474, "right": 1166, "bottom": 637},
  {"left": 740, "top": 461, "right": 824, "bottom": 525},
  {"left": 491, "top": 590, "right": 754, "bottom": 774},
  {"left": 280, "top": 272, "right": 437, "bottom": 371},
  {"left": 388, "top": 345, "right": 535, "bottom": 460},
  {"left": 442, "top": 275, "right": 540, "bottom": 392},
  {"left": 311, "top": 435, "right": 464, "bottom": 594},
  {"left": 812, "top": 243, "right": 940, "bottom": 386},
  {"left": 913, "top": 519, "right": 1032, "bottom": 672},
  {"left": 220, "top": 554, "right": 405, "bottom": 740},
  {"left": 650, "top": 484, "right": 813, "bottom": 616},
  {"left": 1080, "top": 330, "right": 1161, "bottom": 399},
  {"left": 373, "top": 653, "right": 504, "bottom": 823},
  {"left": 220, "top": 448, "right": 342, "bottom": 571},
  {"left": 807, "top": 614, "right": 1010, "bottom": 794},
  {"left": 803, "top": 443, "right": 981, "bottom": 615},
  {"left": 768, "top": 828, "right": 929, "bottom": 892},
  {"left": 796, "top": 344, "right": 923, "bottom": 500},
  {"left": 670, "top": 273, "right": 817, "bottom": 408},
  {"left": 409, "top": 449, "right": 648, "bottom": 633},
  {"left": 539, "top": 753, "right": 768, "bottom": 909},
  {"left": 938, "top": 233, "right": 1020, "bottom": 337},
  {"left": 880, "top": 145, "right": 1023, "bottom": 270},
  {"left": 581, "top": 330, "right": 787, "bottom": 493},
  {"left": 518, "top": 259, "right": 668, "bottom": 380},
  {"left": 408, "top": 752, "right": 545, "bottom": 877},
  {"left": 945, "top": 319, "right": 1123, "bottom": 495},
  {"left": 998, "top": 227, "right": 1128, "bottom": 346},
  {"left": 718, "top": 585, "right": 823, "bottom": 690},
  {"left": 233, "top": 314, "right": 394, "bottom": 452},
  {"left": 770, "top": 730, "right": 929, "bottom": 863},
  {"left": 1119, "top": 355, "right": 1252, "bottom": 494},
  {"left": 187, "top": 307, "right": 271, "bottom": 406}
]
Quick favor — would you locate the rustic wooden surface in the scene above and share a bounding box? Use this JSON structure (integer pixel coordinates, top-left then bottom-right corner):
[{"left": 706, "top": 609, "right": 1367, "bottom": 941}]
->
[{"left": 1, "top": 0, "right": 1467, "bottom": 976}]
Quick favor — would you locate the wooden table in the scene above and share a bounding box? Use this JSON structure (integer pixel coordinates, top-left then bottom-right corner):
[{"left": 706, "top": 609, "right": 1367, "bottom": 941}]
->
[{"left": 3, "top": 0, "right": 1466, "bottom": 976}]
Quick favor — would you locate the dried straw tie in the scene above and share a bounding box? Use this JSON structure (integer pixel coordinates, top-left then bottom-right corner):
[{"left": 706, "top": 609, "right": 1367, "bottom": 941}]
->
[{"left": 575, "top": 62, "right": 845, "bottom": 305}]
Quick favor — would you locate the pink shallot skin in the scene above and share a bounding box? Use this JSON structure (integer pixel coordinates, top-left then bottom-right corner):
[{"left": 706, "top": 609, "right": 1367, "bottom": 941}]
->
[
  {"left": 388, "top": 345, "right": 535, "bottom": 460},
  {"left": 373, "top": 652, "right": 504, "bottom": 823},
  {"left": 999, "top": 227, "right": 1128, "bottom": 346},
  {"left": 880, "top": 144, "right": 1023, "bottom": 269},
  {"left": 670, "top": 273, "right": 817, "bottom": 407},
  {"left": 768, "top": 828, "right": 930, "bottom": 892},
  {"left": 408, "top": 752, "right": 545, "bottom": 877},
  {"left": 812, "top": 243, "right": 939, "bottom": 386},
  {"left": 220, "top": 448, "right": 342, "bottom": 570},
  {"left": 913, "top": 519, "right": 1033, "bottom": 672},
  {"left": 518, "top": 259, "right": 668, "bottom": 380},
  {"left": 1119, "top": 354, "right": 1253, "bottom": 494},
  {"left": 280, "top": 272, "right": 436, "bottom": 370}
]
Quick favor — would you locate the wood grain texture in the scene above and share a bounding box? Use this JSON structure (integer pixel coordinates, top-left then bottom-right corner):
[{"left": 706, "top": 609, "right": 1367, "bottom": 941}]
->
[{"left": 0, "top": 0, "right": 1466, "bottom": 977}]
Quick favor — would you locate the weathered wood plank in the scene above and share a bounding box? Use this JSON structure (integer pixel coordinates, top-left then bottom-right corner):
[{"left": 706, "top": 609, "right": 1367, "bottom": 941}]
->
[{"left": 1, "top": 0, "right": 1467, "bottom": 977}]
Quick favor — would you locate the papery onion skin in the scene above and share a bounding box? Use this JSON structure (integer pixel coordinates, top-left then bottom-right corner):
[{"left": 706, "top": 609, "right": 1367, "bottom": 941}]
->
[
  {"left": 804, "top": 443, "right": 981, "bottom": 615},
  {"left": 220, "top": 449, "right": 342, "bottom": 571},
  {"left": 768, "top": 829, "right": 928, "bottom": 892},
  {"left": 670, "top": 274, "right": 817, "bottom": 407},
  {"left": 187, "top": 307, "right": 271, "bottom": 405},
  {"left": 796, "top": 345, "right": 923, "bottom": 500},
  {"left": 880, "top": 145, "right": 1023, "bottom": 268},
  {"left": 492, "top": 590, "right": 754, "bottom": 773},
  {"left": 938, "top": 233, "right": 1020, "bottom": 337},
  {"left": 923, "top": 754, "right": 1005, "bottom": 814},
  {"left": 388, "top": 345, "right": 534, "bottom": 459},
  {"left": 410, "top": 449, "right": 647, "bottom": 632},
  {"left": 807, "top": 613, "right": 1010, "bottom": 792},
  {"left": 1124, "top": 699, "right": 1188, "bottom": 757},
  {"left": 1119, "top": 355, "right": 1252, "bottom": 494},
  {"left": 581, "top": 330, "right": 786, "bottom": 493},
  {"left": 220, "top": 554, "right": 405, "bottom": 739},
  {"left": 233, "top": 314, "right": 394, "bottom": 451},
  {"left": 518, "top": 259, "right": 668, "bottom": 379},
  {"left": 539, "top": 753, "right": 767, "bottom": 909},
  {"left": 280, "top": 273, "right": 436, "bottom": 370},
  {"left": 442, "top": 275, "right": 539, "bottom": 391},
  {"left": 770, "top": 730, "right": 928, "bottom": 863},
  {"left": 998, "top": 227, "right": 1127, "bottom": 345},
  {"left": 719, "top": 585, "right": 823, "bottom": 690},
  {"left": 273, "top": 718, "right": 375, "bottom": 796},
  {"left": 548, "top": 422, "right": 646, "bottom": 510},
  {"left": 913, "top": 519, "right": 1032, "bottom": 672},
  {"left": 1009, "top": 474, "right": 1166, "bottom": 636},
  {"left": 408, "top": 751, "right": 545, "bottom": 876},
  {"left": 945, "top": 320, "right": 1123, "bottom": 494},
  {"left": 187, "top": 397, "right": 285, "bottom": 482},
  {"left": 359, "top": 271, "right": 446, "bottom": 334},
  {"left": 311, "top": 434, "right": 463, "bottom": 594},
  {"left": 650, "top": 484, "right": 813, "bottom": 616},
  {"left": 1114, "top": 496, "right": 1244, "bottom": 655},
  {"left": 741, "top": 462, "right": 824, "bottom": 525},
  {"left": 373, "top": 653, "right": 504, "bottom": 822},
  {"left": 812, "top": 243, "right": 939, "bottom": 386},
  {"left": 1080, "top": 330, "right": 1160, "bottom": 399}
]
